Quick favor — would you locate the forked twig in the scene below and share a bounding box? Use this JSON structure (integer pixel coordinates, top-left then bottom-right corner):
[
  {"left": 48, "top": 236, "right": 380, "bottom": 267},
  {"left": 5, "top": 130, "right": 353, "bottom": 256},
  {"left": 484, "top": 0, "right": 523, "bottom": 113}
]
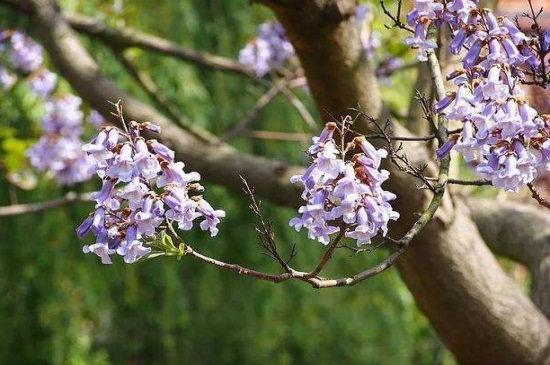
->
[{"left": 527, "top": 183, "right": 550, "bottom": 209}]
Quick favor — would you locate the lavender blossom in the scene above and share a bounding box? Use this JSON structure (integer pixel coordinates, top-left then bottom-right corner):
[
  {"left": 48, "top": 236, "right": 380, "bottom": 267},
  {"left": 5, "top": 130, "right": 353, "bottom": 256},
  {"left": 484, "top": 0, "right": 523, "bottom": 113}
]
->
[
  {"left": 0, "top": 67, "right": 16, "bottom": 90},
  {"left": 29, "top": 69, "right": 57, "bottom": 98},
  {"left": 9, "top": 31, "right": 43, "bottom": 73},
  {"left": 42, "top": 94, "right": 84, "bottom": 134},
  {"left": 88, "top": 110, "right": 106, "bottom": 129},
  {"left": 26, "top": 94, "right": 93, "bottom": 185},
  {"left": 239, "top": 4, "right": 394, "bottom": 78},
  {"left": 238, "top": 22, "right": 294, "bottom": 77},
  {"left": 78, "top": 120, "right": 224, "bottom": 264},
  {"left": 27, "top": 134, "right": 93, "bottom": 185},
  {"left": 290, "top": 122, "right": 399, "bottom": 246},
  {"left": 405, "top": 0, "right": 550, "bottom": 192}
]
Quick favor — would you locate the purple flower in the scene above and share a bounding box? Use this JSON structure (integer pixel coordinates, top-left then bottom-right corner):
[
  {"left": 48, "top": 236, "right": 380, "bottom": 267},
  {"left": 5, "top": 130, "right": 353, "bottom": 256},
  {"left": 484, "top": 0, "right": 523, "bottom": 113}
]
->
[
  {"left": 156, "top": 161, "right": 200, "bottom": 187},
  {"left": 27, "top": 134, "right": 93, "bottom": 185},
  {"left": 117, "top": 177, "right": 148, "bottom": 209},
  {"left": 88, "top": 110, "right": 105, "bottom": 129},
  {"left": 106, "top": 144, "right": 135, "bottom": 182},
  {"left": 83, "top": 243, "right": 115, "bottom": 265},
  {"left": 238, "top": 22, "right": 295, "bottom": 77},
  {"left": 414, "top": 0, "right": 443, "bottom": 18},
  {"left": 91, "top": 179, "right": 116, "bottom": 205},
  {"left": 306, "top": 221, "right": 340, "bottom": 245},
  {"left": 9, "top": 31, "right": 43, "bottom": 73},
  {"left": 28, "top": 69, "right": 57, "bottom": 97},
  {"left": 404, "top": 23, "right": 438, "bottom": 61},
  {"left": 165, "top": 185, "right": 200, "bottom": 230},
  {"left": 133, "top": 138, "right": 161, "bottom": 179},
  {"left": 134, "top": 197, "right": 164, "bottom": 236},
  {"left": 197, "top": 199, "right": 226, "bottom": 237},
  {"left": 408, "top": 2, "right": 549, "bottom": 191},
  {"left": 41, "top": 95, "right": 84, "bottom": 134},
  {"left": 117, "top": 240, "right": 151, "bottom": 263},
  {"left": 290, "top": 122, "right": 399, "bottom": 246},
  {"left": 543, "top": 31, "right": 550, "bottom": 54},
  {"left": 76, "top": 215, "right": 94, "bottom": 239},
  {"left": 345, "top": 207, "right": 377, "bottom": 245},
  {"left": 78, "top": 119, "right": 224, "bottom": 264},
  {"left": 150, "top": 140, "right": 175, "bottom": 161},
  {"left": 0, "top": 67, "right": 16, "bottom": 90}
]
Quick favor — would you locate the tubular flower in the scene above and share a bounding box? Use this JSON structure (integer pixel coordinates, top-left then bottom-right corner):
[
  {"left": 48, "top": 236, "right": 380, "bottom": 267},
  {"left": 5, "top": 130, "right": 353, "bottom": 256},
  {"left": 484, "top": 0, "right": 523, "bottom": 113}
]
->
[
  {"left": 289, "top": 122, "right": 399, "bottom": 246},
  {"left": 405, "top": 1, "right": 550, "bottom": 192},
  {"left": 78, "top": 121, "right": 224, "bottom": 264}
]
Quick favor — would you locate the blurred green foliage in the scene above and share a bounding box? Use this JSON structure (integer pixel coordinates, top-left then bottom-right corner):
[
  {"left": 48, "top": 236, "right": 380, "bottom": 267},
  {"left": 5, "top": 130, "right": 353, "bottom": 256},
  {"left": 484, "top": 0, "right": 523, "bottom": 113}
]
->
[{"left": 0, "top": 0, "right": 456, "bottom": 364}]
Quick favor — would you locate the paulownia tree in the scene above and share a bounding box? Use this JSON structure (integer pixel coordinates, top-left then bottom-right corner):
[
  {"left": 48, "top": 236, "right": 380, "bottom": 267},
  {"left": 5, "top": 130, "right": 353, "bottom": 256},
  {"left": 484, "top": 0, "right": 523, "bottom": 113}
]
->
[{"left": 1, "top": 0, "right": 550, "bottom": 363}]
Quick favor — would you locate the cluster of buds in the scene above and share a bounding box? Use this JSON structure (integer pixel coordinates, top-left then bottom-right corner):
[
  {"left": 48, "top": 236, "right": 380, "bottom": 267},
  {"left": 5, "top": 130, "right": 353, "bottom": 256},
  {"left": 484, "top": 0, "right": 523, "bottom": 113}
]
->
[
  {"left": 290, "top": 122, "right": 399, "bottom": 245},
  {"left": 406, "top": 0, "right": 550, "bottom": 192},
  {"left": 77, "top": 121, "right": 225, "bottom": 264}
]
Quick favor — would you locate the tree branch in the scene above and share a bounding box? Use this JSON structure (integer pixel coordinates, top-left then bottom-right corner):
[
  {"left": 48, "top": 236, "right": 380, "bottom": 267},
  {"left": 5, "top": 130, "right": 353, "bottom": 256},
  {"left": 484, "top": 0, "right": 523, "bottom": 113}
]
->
[
  {"left": 0, "top": 192, "right": 92, "bottom": 217},
  {"left": 466, "top": 197, "right": 550, "bottom": 319},
  {"left": 278, "top": 84, "right": 317, "bottom": 131},
  {"left": 64, "top": 12, "right": 261, "bottom": 81}
]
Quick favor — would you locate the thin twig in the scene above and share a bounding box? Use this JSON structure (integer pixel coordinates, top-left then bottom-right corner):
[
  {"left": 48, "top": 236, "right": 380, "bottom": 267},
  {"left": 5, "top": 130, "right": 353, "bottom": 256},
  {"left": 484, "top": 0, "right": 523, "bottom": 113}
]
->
[
  {"left": 303, "top": 224, "right": 347, "bottom": 279},
  {"left": 527, "top": 183, "right": 550, "bottom": 209},
  {"left": 219, "top": 84, "right": 283, "bottom": 142},
  {"left": 241, "top": 176, "right": 294, "bottom": 270},
  {"left": 446, "top": 179, "right": 491, "bottom": 186},
  {"left": 279, "top": 85, "right": 317, "bottom": 131},
  {"left": 113, "top": 50, "right": 218, "bottom": 144},
  {"left": 220, "top": 77, "right": 310, "bottom": 143},
  {"left": 380, "top": 0, "right": 412, "bottom": 31}
]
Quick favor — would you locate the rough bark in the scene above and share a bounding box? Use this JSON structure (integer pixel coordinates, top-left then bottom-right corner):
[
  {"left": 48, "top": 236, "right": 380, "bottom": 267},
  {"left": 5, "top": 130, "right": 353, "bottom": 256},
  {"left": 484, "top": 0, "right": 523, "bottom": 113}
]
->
[
  {"left": 400, "top": 200, "right": 550, "bottom": 364},
  {"left": 6, "top": 0, "right": 550, "bottom": 363},
  {"left": 467, "top": 198, "right": 550, "bottom": 319}
]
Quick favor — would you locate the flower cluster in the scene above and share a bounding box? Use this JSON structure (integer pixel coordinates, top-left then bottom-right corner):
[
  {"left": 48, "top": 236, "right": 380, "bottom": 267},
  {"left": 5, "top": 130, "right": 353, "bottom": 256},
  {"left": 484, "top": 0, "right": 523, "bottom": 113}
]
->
[
  {"left": 1, "top": 29, "right": 103, "bottom": 185},
  {"left": 289, "top": 122, "right": 399, "bottom": 245},
  {"left": 26, "top": 95, "right": 95, "bottom": 185},
  {"left": 406, "top": 0, "right": 550, "bottom": 192},
  {"left": 1, "top": 30, "right": 45, "bottom": 90},
  {"left": 238, "top": 22, "right": 295, "bottom": 77},
  {"left": 4, "top": 30, "right": 43, "bottom": 74},
  {"left": 77, "top": 121, "right": 225, "bottom": 264}
]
